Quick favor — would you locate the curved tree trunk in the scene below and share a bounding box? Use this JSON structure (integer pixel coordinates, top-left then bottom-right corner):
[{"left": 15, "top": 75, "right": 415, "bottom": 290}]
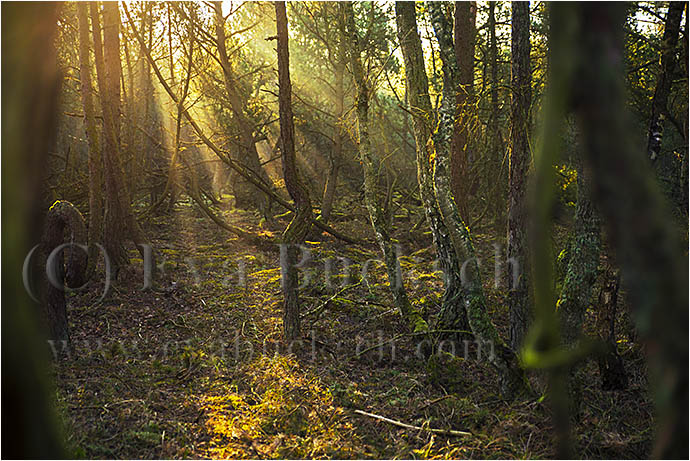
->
[
  {"left": 427, "top": 1, "right": 530, "bottom": 400},
  {"left": 395, "top": 1, "right": 470, "bottom": 339},
  {"left": 276, "top": 1, "right": 313, "bottom": 340},
  {"left": 214, "top": 2, "right": 273, "bottom": 217},
  {"left": 345, "top": 1, "right": 425, "bottom": 332}
]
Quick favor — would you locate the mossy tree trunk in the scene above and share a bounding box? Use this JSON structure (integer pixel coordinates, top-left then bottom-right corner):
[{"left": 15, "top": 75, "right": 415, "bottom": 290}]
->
[
  {"left": 557, "top": 157, "right": 600, "bottom": 346},
  {"left": 394, "top": 2, "right": 470, "bottom": 340},
  {"left": 427, "top": 1, "right": 530, "bottom": 400},
  {"left": 345, "top": 1, "right": 425, "bottom": 332},
  {"left": 276, "top": 1, "right": 313, "bottom": 340},
  {"left": 507, "top": 0, "right": 532, "bottom": 352},
  {"left": 550, "top": 3, "right": 688, "bottom": 456}
]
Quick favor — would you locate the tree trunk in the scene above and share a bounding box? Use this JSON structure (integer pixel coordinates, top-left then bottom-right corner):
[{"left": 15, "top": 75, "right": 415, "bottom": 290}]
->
[
  {"left": 507, "top": 0, "right": 531, "bottom": 352},
  {"left": 557, "top": 3, "right": 688, "bottom": 456},
  {"left": 451, "top": 1, "right": 476, "bottom": 219},
  {"left": 646, "top": 1, "right": 685, "bottom": 163},
  {"left": 395, "top": 1, "right": 470, "bottom": 340},
  {"left": 276, "top": 1, "right": 313, "bottom": 340},
  {"left": 595, "top": 269, "right": 628, "bottom": 391},
  {"left": 214, "top": 2, "right": 273, "bottom": 217},
  {"left": 92, "top": 2, "right": 145, "bottom": 274},
  {"left": 558, "top": 158, "right": 600, "bottom": 346},
  {"left": 320, "top": 17, "right": 346, "bottom": 225},
  {"left": 427, "top": 0, "right": 530, "bottom": 400},
  {"left": 346, "top": 2, "right": 425, "bottom": 332},
  {"left": 76, "top": 2, "right": 103, "bottom": 279},
  {"left": 1, "top": 2, "right": 66, "bottom": 455},
  {"left": 40, "top": 201, "right": 88, "bottom": 348},
  {"left": 488, "top": 2, "right": 506, "bottom": 230}
]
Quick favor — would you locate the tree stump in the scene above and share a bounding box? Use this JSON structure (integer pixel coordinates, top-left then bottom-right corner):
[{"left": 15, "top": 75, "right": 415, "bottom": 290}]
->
[{"left": 41, "top": 200, "right": 87, "bottom": 352}]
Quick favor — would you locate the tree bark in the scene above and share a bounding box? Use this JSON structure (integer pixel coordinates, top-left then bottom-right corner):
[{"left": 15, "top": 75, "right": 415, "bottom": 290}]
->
[
  {"left": 646, "top": 1, "right": 685, "bottom": 163},
  {"left": 558, "top": 157, "right": 600, "bottom": 346},
  {"left": 276, "top": 1, "right": 313, "bottom": 340},
  {"left": 507, "top": 0, "right": 531, "bottom": 352},
  {"left": 92, "top": 2, "right": 145, "bottom": 274},
  {"left": 40, "top": 201, "right": 88, "bottom": 348},
  {"left": 595, "top": 269, "right": 628, "bottom": 391},
  {"left": 346, "top": 2, "right": 425, "bottom": 332},
  {"left": 559, "top": 3, "right": 688, "bottom": 456},
  {"left": 77, "top": 2, "right": 103, "bottom": 279},
  {"left": 395, "top": 1, "right": 470, "bottom": 340},
  {"left": 451, "top": 1, "right": 476, "bottom": 218},
  {"left": 427, "top": 0, "right": 530, "bottom": 400},
  {"left": 214, "top": 2, "right": 273, "bottom": 216},
  {"left": 320, "top": 12, "right": 346, "bottom": 225},
  {"left": 488, "top": 2, "right": 506, "bottom": 229}
]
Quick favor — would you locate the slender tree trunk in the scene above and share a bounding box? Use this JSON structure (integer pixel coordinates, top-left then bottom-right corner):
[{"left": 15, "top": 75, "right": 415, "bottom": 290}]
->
[
  {"left": 320, "top": 18, "right": 346, "bottom": 225},
  {"left": 395, "top": 1, "right": 470, "bottom": 340},
  {"left": 488, "top": 2, "right": 506, "bottom": 230},
  {"left": 646, "top": 1, "right": 685, "bottom": 162},
  {"left": 451, "top": 1, "right": 476, "bottom": 219},
  {"left": 276, "top": 1, "right": 313, "bottom": 340},
  {"left": 346, "top": 2, "right": 425, "bottom": 332},
  {"left": 214, "top": 2, "right": 273, "bottom": 216},
  {"left": 507, "top": 0, "right": 531, "bottom": 352},
  {"left": 427, "top": 1, "right": 530, "bottom": 400},
  {"left": 77, "top": 2, "right": 103, "bottom": 278}
]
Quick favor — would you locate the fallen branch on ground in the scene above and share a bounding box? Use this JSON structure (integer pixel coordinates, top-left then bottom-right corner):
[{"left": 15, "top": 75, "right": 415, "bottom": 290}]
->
[{"left": 353, "top": 409, "right": 471, "bottom": 437}]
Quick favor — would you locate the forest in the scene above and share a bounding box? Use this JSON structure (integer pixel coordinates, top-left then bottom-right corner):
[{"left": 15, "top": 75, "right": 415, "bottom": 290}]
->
[{"left": 1, "top": 1, "right": 688, "bottom": 459}]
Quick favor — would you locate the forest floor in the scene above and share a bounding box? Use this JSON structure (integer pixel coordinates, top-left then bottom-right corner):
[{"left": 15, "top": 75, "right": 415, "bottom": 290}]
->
[{"left": 53, "top": 197, "right": 654, "bottom": 459}]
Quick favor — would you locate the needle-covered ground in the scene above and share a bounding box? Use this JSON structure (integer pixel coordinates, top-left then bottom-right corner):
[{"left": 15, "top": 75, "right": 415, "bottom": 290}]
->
[{"left": 52, "top": 197, "right": 654, "bottom": 459}]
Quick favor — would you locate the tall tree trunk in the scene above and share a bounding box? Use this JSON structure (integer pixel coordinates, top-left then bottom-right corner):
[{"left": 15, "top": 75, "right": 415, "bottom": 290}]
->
[
  {"left": 394, "top": 1, "right": 470, "bottom": 340},
  {"left": 646, "top": 1, "right": 685, "bottom": 163},
  {"left": 488, "top": 2, "right": 506, "bottom": 229},
  {"left": 427, "top": 0, "right": 530, "bottom": 400},
  {"left": 214, "top": 2, "right": 273, "bottom": 216},
  {"left": 77, "top": 2, "right": 103, "bottom": 278},
  {"left": 346, "top": 2, "right": 425, "bottom": 332},
  {"left": 275, "top": 1, "right": 313, "bottom": 340},
  {"left": 507, "top": 0, "right": 531, "bottom": 352},
  {"left": 451, "top": 1, "right": 476, "bottom": 219},
  {"left": 92, "top": 2, "right": 145, "bottom": 274},
  {"left": 551, "top": 4, "right": 688, "bottom": 456},
  {"left": 320, "top": 14, "right": 346, "bottom": 225},
  {"left": 1, "top": 2, "right": 66, "bottom": 456}
]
